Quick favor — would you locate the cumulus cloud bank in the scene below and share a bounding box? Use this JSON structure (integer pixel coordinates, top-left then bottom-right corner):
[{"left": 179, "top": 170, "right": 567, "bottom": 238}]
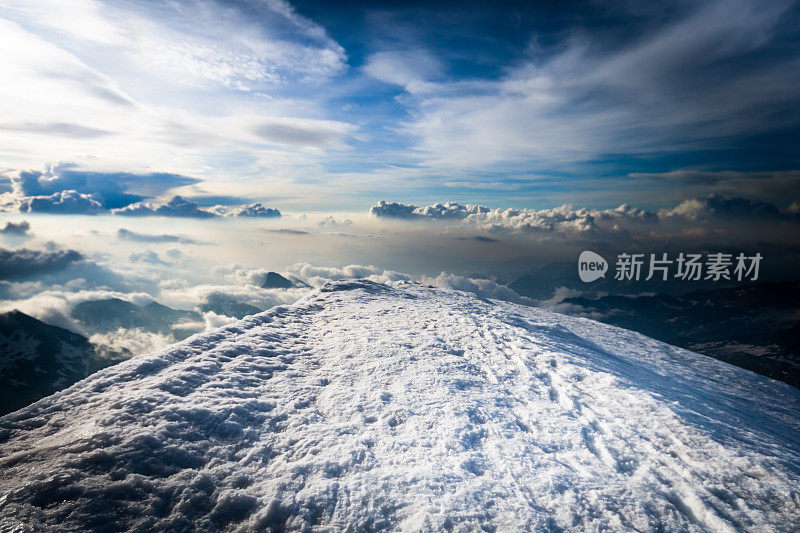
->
[
  {"left": 0, "top": 166, "right": 284, "bottom": 219},
  {"left": 370, "top": 200, "right": 657, "bottom": 235},
  {"left": 0, "top": 167, "right": 205, "bottom": 215},
  {"left": 369, "top": 194, "right": 799, "bottom": 240},
  {"left": 9, "top": 168, "right": 199, "bottom": 208},
  {"left": 228, "top": 203, "right": 281, "bottom": 218},
  {"left": 18, "top": 190, "right": 105, "bottom": 215},
  {"left": 114, "top": 196, "right": 217, "bottom": 218},
  {"left": 114, "top": 197, "right": 284, "bottom": 219},
  {"left": 371, "top": 201, "right": 489, "bottom": 220}
]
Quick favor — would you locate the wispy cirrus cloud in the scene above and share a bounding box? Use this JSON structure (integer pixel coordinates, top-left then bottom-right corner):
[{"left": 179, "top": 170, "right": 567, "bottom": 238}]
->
[
  {"left": 2, "top": 0, "right": 347, "bottom": 89},
  {"left": 365, "top": 0, "right": 800, "bottom": 175},
  {"left": 0, "top": 0, "right": 355, "bottom": 187}
]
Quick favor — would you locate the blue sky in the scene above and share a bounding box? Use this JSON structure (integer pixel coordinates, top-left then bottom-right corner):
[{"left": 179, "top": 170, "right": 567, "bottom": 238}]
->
[{"left": 0, "top": 0, "right": 799, "bottom": 211}]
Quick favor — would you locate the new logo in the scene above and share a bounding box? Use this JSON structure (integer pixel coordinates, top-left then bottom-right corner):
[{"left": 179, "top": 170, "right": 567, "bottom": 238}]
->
[{"left": 578, "top": 251, "right": 608, "bottom": 282}]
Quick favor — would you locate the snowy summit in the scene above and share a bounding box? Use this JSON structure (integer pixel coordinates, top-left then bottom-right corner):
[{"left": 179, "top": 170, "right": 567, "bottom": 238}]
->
[{"left": 1, "top": 280, "right": 798, "bottom": 531}]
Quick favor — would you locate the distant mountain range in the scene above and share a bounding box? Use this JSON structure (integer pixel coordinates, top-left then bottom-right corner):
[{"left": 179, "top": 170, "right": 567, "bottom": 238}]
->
[
  {"left": 198, "top": 298, "right": 261, "bottom": 319},
  {"left": 2, "top": 295, "right": 266, "bottom": 415},
  {"left": 557, "top": 282, "right": 800, "bottom": 387},
  {"left": 2, "top": 276, "right": 300, "bottom": 414},
  {"left": 71, "top": 298, "right": 203, "bottom": 340},
  {"left": 71, "top": 273, "right": 302, "bottom": 335},
  {"left": 508, "top": 261, "right": 753, "bottom": 300},
  {"left": 0, "top": 310, "right": 127, "bottom": 415}
]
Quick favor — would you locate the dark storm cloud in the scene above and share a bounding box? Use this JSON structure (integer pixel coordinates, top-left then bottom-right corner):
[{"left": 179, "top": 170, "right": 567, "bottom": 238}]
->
[
  {"left": 662, "top": 193, "right": 796, "bottom": 220},
  {"left": 0, "top": 221, "right": 31, "bottom": 235},
  {"left": 0, "top": 247, "right": 84, "bottom": 280},
  {"left": 629, "top": 170, "right": 800, "bottom": 204}
]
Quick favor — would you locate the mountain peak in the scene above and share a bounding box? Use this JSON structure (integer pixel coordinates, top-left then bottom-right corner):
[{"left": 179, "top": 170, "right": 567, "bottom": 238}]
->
[
  {"left": 1, "top": 281, "right": 798, "bottom": 530},
  {"left": 0, "top": 310, "right": 124, "bottom": 415},
  {"left": 261, "top": 271, "right": 294, "bottom": 289}
]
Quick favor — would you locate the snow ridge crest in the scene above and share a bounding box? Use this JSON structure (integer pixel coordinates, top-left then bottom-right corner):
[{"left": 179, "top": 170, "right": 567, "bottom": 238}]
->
[{"left": 1, "top": 281, "right": 798, "bottom": 531}]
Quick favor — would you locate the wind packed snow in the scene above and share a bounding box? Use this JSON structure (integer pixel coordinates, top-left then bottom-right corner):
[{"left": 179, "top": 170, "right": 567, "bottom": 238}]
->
[{"left": 1, "top": 280, "right": 799, "bottom": 531}]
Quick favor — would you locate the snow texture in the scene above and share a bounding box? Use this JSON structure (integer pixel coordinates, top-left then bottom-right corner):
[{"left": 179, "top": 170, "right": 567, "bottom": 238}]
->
[{"left": 1, "top": 280, "right": 799, "bottom": 531}]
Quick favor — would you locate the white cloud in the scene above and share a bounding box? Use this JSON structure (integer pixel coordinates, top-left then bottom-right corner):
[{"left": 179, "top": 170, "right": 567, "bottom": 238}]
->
[
  {"left": 201, "top": 311, "right": 239, "bottom": 330},
  {"left": 420, "top": 272, "right": 534, "bottom": 306},
  {"left": 217, "top": 203, "right": 282, "bottom": 218},
  {"left": 2, "top": 0, "right": 346, "bottom": 90},
  {"left": 363, "top": 50, "right": 442, "bottom": 94},
  {"left": 114, "top": 196, "right": 217, "bottom": 218},
  {"left": 369, "top": 200, "right": 657, "bottom": 236},
  {"left": 157, "top": 281, "right": 307, "bottom": 314},
  {"left": 88, "top": 328, "right": 176, "bottom": 356},
  {"left": 0, "top": 288, "right": 156, "bottom": 335},
  {"left": 277, "top": 263, "right": 533, "bottom": 306},
  {"left": 282, "top": 263, "right": 393, "bottom": 287},
  {"left": 18, "top": 190, "right": 105, "bottom": 215},
  {"left": 0, "top": 1, "right": 354, "bottom": 184},
  {"left": 2, "top": 0, "right": 124, "bottom": 45}
]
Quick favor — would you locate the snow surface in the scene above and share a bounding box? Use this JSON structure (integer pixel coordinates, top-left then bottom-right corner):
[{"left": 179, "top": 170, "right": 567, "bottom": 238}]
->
[{"left": 1, "top": 280, "right": 799, "bottom": 531}]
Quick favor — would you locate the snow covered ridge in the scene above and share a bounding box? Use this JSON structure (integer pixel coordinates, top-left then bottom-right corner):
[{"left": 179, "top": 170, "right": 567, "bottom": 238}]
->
[{"left": 1, "top": 281, "right": 799, "bottom": 531}]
